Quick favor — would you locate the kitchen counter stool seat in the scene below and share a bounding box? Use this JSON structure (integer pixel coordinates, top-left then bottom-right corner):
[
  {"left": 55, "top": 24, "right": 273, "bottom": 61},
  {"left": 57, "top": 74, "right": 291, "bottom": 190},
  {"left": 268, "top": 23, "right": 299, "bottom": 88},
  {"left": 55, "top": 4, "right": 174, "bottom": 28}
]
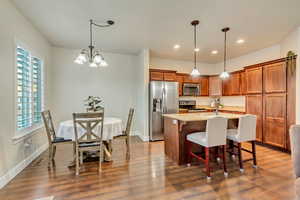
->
[
  {"left": 186, "top": 116, "right": 228, "bottom": 179},
  {"left": 226, "top": 114, "right": 257, "bottom": 171}
]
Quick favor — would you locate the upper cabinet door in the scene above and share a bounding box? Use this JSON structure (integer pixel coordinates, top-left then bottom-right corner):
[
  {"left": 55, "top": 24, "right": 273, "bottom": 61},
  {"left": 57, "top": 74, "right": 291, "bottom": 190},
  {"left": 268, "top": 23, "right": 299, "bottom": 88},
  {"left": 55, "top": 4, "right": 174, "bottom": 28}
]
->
[
  {"left": 200, "top": 77, "right": 209, "bottom": 96},
  {"left": 240, "top": 71, "right": 247, "bottom": 95},
  {"left": 150, "top": 71, "right": 164, "bottom": 81},
  {"left": 246, "top": 66, "right": 262, "bottom": 94},
  {"left": 176, "top": 74, "right": 184, "bottom": 96},
  {"left": 163, "top": 72, "right": 177, "bottom": 82},
  {"left": 263, "top": 62, "right": 286, "bottom": 93},
  {"left": 230, "top": 72, "right": 241, "bottom": 95},
  {"left": 222, "top": 78, "right": 231, "bottom": 96},
  {"left": 209, "top": 76, "right": 222, "bottom": 96}
]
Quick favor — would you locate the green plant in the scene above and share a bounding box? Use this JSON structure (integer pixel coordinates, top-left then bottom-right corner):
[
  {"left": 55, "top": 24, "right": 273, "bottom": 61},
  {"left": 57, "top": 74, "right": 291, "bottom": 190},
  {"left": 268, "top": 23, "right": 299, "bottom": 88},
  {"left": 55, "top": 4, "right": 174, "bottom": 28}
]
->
[{"left": 84, "top": 96, "right": 103, "bottom": 112}]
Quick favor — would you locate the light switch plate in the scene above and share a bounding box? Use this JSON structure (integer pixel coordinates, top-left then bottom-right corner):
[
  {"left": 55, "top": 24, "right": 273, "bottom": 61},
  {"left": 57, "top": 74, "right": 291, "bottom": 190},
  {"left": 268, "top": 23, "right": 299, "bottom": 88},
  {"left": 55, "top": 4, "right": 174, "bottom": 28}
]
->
[{"left": 172, "top": 120, "right": 177, "bottom": 124}]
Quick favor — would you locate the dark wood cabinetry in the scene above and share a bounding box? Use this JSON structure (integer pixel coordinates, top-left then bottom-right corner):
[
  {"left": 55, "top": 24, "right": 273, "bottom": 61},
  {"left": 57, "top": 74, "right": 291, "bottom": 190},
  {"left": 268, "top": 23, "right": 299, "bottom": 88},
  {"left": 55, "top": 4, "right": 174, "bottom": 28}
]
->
[
  {"left": 246, "top": 66, "right": 262, "bottom": 94},
  {"left": 263, "top": 62, "right": 286, "bottom": 93},
  {"left": 246, "top": 95, "right": 263, "bottom": 142},
  {"left": 240, "top": 70, "right": 247, "bottom": 95},
  {"left": 209, "top": 76, "right": 222, "bottom": 96},
  {"left": 176, "top": 74, "right": 185, "bottom": 96},
  {"left": 200, "top": 77, "right": 209, "bottom": 96},
  {"left": 150, "top": 69, "right": 177, "bottom": 82},
  {"left": 263, "top": 93, "right": 286, "bottom": 148},
  {"left": 222, "top": 71, "right": 241, "bottom": 96}
]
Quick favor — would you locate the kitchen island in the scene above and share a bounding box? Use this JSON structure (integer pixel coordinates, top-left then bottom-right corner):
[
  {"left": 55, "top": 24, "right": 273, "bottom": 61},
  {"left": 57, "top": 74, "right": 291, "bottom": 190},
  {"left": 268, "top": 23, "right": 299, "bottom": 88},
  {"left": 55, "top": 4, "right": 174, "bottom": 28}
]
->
[{"left": 163, "top": 112, "right": 243, "bottom": 165}]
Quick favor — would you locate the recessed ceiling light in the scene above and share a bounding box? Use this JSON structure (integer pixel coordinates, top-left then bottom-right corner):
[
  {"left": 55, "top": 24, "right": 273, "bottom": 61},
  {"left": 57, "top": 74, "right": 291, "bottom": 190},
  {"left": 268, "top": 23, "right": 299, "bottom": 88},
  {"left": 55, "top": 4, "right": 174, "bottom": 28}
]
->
[
  {"left": 173, "top": 44, "right": 180, "bottom": 49},
  {"left": 236, "top": 39, "right": 245, "bottom": 44},
  {"left": 194, "top": 48, "right": 200, "bottom": 52},
  {"left": 211, "top": 50, "right": 218, "bottom": 55}
]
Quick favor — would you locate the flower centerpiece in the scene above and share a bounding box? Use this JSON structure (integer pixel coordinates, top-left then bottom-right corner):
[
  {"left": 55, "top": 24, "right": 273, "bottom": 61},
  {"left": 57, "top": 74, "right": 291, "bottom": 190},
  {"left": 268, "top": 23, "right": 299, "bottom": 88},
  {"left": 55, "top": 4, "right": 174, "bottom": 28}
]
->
[{"left": 84, "top": 96, "right": 103, "bottom": 112}]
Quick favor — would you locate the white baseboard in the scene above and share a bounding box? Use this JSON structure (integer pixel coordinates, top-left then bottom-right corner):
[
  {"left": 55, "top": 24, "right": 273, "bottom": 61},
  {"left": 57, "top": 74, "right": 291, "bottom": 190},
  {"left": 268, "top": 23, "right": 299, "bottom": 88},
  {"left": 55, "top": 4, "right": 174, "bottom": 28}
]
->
[
  {"left": 0, "top": 143, "right": 48, "bottom": 189},
  {"left": 130, "top": 130, "right": 149, "bottom": 142}
]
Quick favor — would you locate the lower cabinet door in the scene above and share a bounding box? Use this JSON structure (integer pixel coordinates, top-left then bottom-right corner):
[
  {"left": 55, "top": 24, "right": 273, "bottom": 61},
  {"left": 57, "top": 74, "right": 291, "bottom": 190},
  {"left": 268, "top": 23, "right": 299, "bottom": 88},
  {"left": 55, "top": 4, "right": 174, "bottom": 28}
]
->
[
  {"left": 263, "top": 93, "right": 286, "bottom": 148},
  {"left": 246, "top": 95, "right": 263, "bottom": 142}
]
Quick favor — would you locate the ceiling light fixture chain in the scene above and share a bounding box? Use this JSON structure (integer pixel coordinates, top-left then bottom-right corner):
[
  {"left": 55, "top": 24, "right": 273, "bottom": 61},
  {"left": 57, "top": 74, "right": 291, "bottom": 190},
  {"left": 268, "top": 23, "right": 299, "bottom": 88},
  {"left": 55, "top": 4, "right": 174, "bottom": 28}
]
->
[
  {"left": 74, "top": 19, "right": 114, "bottom": 68},
  {"left": 190, "top": 20, "right": 200, "bottom": 76}
]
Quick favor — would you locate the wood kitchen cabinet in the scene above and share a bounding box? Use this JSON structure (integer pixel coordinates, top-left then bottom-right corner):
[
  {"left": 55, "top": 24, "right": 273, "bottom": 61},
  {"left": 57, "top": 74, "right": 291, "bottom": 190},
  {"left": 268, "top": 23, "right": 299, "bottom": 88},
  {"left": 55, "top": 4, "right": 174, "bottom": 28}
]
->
[
  {"left": 240, "top": 70, "right": 247, "bottom": 95},
  {"left": 222, "top": 78, "right": 231, "bottom": 96},
  {"left": 246, "top": 66, "right": 262, "bottom": 94},
  {"left": 246, "top": 95, "right": 263, "bottom": 142},
  {"left": 183, "top": 75, "right": 200, "bottom": 83},
  {"left": 263, "top": 93, "right": 286, "bottom": 148},
  {"left": 176, "top": 73, "right": 185, "bottom": 96},
  {"left": 263, "top": 62, "right": 286, "bottom": 93},
  {"left": 149, "top": 69, "right": 177, "bottom": 82},
  {"left": 209, "top": 76, "right": 222, "bottom": 96},
  {"left": 200, "top": 77, "right": 209, "bottom": 96},
  {"left": 230, "top": 72, "right": 241, "bottom": 95}
]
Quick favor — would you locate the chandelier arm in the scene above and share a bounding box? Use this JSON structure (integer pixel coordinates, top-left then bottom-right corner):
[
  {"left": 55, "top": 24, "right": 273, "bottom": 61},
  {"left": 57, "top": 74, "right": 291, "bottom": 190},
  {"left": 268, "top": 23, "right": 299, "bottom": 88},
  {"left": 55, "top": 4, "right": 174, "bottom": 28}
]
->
[{"left": 91, "top": 20, "right": 114, "bottom": 28}]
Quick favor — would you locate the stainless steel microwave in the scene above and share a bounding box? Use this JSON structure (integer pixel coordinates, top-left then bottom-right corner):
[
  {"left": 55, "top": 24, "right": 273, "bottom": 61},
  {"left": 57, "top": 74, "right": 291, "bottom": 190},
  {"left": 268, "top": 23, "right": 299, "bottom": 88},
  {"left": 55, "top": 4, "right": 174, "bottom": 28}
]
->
[{"left": 183, "top": 83, "right": 200, "bottom": 96}]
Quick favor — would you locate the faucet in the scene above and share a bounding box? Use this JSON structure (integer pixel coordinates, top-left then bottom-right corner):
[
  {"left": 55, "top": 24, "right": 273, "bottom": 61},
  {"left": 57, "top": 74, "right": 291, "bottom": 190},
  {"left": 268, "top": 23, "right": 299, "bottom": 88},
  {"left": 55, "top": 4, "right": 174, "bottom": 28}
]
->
[{"left": 213, "top": 98, "right": 221, "bottom": 115}]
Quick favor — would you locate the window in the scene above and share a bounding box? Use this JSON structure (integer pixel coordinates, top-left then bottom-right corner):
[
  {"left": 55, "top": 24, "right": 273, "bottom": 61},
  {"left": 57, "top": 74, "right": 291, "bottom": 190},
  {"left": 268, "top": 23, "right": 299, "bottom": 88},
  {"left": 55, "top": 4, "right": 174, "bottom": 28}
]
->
[{"left": 16, "top": 45, "right": 43, "bottom": 133}]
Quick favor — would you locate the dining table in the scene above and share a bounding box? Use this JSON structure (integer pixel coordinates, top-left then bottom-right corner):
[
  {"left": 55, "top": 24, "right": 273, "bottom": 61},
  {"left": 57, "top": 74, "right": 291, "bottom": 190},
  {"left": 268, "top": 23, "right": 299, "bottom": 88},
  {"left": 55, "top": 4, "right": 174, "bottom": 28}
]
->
[{"left": 56, "top": 117, "right": 123, "bottom": 161}]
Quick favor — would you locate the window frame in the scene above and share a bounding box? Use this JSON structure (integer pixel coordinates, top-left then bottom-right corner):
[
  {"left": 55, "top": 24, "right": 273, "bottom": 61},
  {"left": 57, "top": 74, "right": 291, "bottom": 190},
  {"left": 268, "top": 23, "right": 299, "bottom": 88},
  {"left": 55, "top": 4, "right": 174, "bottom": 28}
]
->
[{"left": 13, "top": 40, "right": 45, "bottom": 141}]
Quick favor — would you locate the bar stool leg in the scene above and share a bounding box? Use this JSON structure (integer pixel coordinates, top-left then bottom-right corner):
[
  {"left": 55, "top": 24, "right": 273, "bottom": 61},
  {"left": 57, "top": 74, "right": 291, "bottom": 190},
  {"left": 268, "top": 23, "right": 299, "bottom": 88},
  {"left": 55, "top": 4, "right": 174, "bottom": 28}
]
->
[
  {"left": 186, "top": 140, "right": 192, "bottom": 166},
  {"left": 251, "top": 141, "right": 257, "bottom": 168},
  {"left": 222, "top": 145, "right": 228, "bottom": 177},
  {"left": 205, "top": 147, "right": 211, "bottom": 179},
  {"left": 237, "top": 143, "right": 244, "bottom": 172}
]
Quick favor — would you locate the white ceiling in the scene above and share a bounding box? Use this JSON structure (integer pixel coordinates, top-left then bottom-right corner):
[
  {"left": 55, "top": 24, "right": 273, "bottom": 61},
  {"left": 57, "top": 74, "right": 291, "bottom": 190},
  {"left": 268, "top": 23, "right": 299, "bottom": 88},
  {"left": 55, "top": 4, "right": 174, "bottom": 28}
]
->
[{"left": 12, "top": 0, "right": 300, "bottom": 63}]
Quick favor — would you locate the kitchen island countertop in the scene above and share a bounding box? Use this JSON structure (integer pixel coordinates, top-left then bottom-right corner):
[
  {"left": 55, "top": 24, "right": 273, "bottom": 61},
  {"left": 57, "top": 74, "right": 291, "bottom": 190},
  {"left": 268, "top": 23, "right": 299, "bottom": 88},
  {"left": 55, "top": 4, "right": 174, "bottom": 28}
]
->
[{"left": 164, "top": 112, "right": 243, "bottom": 122}]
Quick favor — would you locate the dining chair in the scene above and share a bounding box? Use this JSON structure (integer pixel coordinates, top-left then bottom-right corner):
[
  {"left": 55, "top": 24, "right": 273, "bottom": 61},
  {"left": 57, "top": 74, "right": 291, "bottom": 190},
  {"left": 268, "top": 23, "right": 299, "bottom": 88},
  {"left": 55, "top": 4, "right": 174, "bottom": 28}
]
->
[
  {"left": 290, "top": 125, "right": 300, "bottom": 196},
  {"left": 226, "top": 114, "right": 257, "bottom": 172},
  {"left": 186, "top": 116, "right": 228, "bottom": 179},
  {"left": 73, "top": 110, "right": 104, "bottom": 175},
  {"left": 114, "top": 108, "right": 134, "bottom": 159},
  {"left": 41, "top": 110, "right": 73, "bottom": 167}
]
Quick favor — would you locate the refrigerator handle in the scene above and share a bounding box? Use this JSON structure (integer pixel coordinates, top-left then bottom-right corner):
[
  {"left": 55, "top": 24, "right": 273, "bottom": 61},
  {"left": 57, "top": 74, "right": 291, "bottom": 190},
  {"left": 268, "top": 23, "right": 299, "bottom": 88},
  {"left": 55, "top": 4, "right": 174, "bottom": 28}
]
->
[{"left": 162, "top": 87, "right": 167, "bottom": 113}]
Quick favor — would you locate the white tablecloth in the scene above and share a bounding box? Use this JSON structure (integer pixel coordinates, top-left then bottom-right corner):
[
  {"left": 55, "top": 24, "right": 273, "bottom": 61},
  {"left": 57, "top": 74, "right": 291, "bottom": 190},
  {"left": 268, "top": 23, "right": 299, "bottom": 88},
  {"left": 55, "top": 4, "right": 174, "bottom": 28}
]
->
[{"left": 56, "top": 117, "right": 123, "bottom": 141}]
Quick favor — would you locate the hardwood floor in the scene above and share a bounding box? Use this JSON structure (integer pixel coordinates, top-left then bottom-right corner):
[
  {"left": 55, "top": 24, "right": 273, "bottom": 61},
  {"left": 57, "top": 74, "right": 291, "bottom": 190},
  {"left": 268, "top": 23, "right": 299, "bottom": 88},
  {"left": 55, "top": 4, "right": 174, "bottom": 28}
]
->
[{"left": 0, "top": 137, "right": 298, "bottom": 200}]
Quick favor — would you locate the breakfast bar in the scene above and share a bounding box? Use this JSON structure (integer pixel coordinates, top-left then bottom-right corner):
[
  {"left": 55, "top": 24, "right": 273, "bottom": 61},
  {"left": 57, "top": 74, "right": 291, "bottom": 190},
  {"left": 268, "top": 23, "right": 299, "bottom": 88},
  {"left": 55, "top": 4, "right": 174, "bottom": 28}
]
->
[{"left": 163, "top": 112, "right": 243, "bottom": 165}]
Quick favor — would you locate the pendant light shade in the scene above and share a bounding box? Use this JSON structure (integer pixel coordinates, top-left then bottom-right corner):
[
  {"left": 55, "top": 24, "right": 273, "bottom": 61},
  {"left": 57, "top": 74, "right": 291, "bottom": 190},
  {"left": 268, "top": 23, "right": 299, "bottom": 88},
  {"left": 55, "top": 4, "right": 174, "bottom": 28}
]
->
[
  {"left": 190, "top": 20, "right": 200, "bottom": 76},
  {"left": 74, "top": 19, "right": 114, "bottom": 68},
  {"left": 220, "top": 27, "right": 230, "bottom": 79}
]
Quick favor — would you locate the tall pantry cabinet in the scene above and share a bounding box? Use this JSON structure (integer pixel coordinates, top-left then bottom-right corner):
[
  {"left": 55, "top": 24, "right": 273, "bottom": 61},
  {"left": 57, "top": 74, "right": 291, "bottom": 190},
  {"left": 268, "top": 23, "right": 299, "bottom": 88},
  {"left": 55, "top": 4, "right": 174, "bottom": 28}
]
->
[{"left": 246, "top": 58, "right": 296, "bottom": 150}]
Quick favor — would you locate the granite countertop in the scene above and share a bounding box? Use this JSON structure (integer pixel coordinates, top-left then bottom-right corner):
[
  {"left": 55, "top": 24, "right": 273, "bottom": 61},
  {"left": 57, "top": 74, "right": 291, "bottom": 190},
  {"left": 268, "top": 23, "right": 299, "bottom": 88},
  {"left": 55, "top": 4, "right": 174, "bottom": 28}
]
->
[
  {"left": 195, "top": 105, "right": 245, "bottom": 113},
  {"left": 164, "top": 112, "right": 243, "bottom": 122}
]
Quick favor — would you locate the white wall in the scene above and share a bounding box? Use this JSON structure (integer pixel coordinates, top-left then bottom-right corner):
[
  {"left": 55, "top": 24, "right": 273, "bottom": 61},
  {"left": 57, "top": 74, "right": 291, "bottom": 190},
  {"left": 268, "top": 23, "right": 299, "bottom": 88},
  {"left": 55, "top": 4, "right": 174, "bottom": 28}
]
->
[
  {"left": 135, "top": 49, "right": 150, "bottom": 141},
  {"left": 150, "top": 57, "right": 218, "bottom": 75},
  {"left": 0, "top": 0, "right": 51, "bottom": 187},
  {"left": 50, "top": 47, "right": 143, "bottom": 134}
]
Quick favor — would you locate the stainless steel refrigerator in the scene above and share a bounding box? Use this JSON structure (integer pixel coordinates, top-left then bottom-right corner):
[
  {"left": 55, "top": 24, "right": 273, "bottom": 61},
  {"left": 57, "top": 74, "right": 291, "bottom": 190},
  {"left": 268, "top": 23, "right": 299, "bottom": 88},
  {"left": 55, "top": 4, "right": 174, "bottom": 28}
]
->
[{"left": 149, "top": 81, "right": 179, "bottom": 141}]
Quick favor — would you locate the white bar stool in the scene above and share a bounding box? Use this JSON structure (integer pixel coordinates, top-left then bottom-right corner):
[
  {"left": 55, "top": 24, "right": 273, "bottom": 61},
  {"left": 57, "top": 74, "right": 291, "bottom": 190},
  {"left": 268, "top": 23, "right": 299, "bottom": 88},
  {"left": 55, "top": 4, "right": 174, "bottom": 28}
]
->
[{"left": 186, "top": 116, "right": 228, "bottom": 179}]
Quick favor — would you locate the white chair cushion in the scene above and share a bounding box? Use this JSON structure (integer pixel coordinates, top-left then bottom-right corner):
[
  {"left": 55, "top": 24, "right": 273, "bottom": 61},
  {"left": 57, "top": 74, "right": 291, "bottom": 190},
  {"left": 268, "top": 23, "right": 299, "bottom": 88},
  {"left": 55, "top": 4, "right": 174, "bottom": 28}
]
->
[
  {"left": 187, "top": 132, "right": 208, "bottom": 147},
  {"left": 227, "top": 129, "right": 239, "bottom": 142}
]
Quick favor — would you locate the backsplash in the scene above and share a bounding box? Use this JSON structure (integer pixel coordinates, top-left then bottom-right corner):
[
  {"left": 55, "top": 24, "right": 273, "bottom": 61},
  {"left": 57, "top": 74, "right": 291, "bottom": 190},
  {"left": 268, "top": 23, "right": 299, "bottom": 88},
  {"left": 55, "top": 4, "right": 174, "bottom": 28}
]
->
[{"left": 179, "top": 96, "right": 245, "bottom": 107}]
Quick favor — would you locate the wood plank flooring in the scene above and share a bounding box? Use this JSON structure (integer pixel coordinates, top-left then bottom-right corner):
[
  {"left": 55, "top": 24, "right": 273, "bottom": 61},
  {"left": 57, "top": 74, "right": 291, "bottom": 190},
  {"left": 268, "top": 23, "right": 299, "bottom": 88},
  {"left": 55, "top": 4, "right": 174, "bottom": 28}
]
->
[{"left": 0, "top": 137, "right": 298, "bottom": 200}]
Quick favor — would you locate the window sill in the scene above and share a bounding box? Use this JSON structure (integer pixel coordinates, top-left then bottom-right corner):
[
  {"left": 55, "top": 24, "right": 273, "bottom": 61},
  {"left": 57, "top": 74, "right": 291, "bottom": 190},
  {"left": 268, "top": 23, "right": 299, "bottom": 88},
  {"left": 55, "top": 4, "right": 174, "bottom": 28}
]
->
[{"left": 12, "top": 124, "right": 44, "bottom": 144}]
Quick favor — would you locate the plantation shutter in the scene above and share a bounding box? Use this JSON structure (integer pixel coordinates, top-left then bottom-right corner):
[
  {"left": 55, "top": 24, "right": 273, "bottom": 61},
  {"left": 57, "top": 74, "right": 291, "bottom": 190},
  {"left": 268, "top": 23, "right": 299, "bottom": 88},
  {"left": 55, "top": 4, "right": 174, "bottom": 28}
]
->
[
  {"left": 16, "top": 46, "right": 43, "bottom": 131},
  {"left": 17, "top": 46, "right": 32, "bottom": 130}
]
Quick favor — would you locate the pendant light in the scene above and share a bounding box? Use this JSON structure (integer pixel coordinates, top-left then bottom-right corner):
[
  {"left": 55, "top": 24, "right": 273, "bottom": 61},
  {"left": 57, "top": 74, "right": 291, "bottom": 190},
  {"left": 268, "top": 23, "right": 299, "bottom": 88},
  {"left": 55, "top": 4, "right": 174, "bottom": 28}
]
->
[
  {"left": 190, "top": 20, "right": 200, "bottom": 76},
  {"left": 220, "top": 27, "right": 230, "bottom": 79},
  {"left": 74, "top": 19, "right": 114, "bottom": 68}
]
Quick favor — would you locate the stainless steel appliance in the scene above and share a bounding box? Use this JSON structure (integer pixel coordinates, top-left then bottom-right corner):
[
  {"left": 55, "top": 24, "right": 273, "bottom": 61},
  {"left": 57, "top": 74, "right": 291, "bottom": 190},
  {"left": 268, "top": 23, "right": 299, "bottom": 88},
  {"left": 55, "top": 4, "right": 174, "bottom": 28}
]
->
[
  {"left": 149, "top": 81, "right": 179, "bottom": 141},
  {"left": 183, "top": 83, "right": 200, "bottom": 96},
  {"left": 179, "top": 100, "right": 206, "bottom": 113}
]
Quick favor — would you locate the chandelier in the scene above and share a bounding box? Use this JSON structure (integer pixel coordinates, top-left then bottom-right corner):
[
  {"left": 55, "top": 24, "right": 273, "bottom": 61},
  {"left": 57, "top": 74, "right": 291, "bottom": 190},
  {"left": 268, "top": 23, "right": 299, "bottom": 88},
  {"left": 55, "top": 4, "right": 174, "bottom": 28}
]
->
[
  {"left": 74, "top": 19, "right": 114, "bottom": 68},
  {"left": 190, "top": 20, "right": 200, "bottom": 76},
  {"left": 220, "top": 27, "right": 230, "bottom": 79}
]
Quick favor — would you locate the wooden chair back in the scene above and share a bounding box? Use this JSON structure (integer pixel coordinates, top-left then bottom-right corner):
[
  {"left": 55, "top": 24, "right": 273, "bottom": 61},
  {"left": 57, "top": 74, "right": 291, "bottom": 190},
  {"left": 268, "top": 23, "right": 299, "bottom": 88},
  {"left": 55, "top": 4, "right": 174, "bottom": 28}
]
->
[
  {"left": 41, "top": 110, "right": 56, "bottom": 144},
  {"left": 72, "top": 111, "right": 104, "bottom": 144},
  {"left": 124, "top": 108, "right": 134, "bottom": 136}
]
